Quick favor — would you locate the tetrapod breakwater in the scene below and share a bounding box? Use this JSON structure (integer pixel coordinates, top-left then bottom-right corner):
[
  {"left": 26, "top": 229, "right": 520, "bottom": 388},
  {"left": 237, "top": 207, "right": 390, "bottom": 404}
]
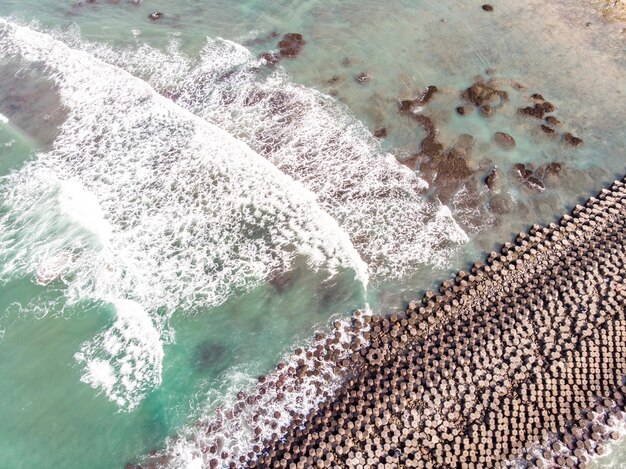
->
[{"left": 247, "top": 177, "right": 626, "bottom": 468}]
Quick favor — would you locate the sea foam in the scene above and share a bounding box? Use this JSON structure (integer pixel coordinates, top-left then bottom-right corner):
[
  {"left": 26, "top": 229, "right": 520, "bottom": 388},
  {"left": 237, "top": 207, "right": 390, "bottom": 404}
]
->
[
  {"left": 0, "top": 18, "right": 367, "bottom": 409},
  {"left": 49, "top": 28, "right": 469, "bottom": 281}
]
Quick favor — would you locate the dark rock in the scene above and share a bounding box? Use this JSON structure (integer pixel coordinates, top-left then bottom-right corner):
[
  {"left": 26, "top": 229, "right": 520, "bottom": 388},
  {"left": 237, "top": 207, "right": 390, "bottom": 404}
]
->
[
  {"left": 278, "top": 33, "right": 306, "bottom": 58},
  {"left": 148, "top": 11, "right": 164, "bottom": 20},
  {"left": 541, "top": 124, "right": 556, "bottom": 134},
  {"left": 513, "top": 163, "right": 545, "bottom": 191},
  {"left": 525, "top": 176, "right": 545, "bottom": 191},
  {"left": 514, "top": 163, "right": 533, "bottom": 180},
  {"left": 545, "top": 116, "right": 561, "bottom": 126},
  {"left": 413, "top": 115, "right": 443, "bottom": 157},
  {"left": 421, "top": 135, "right": 444, "bottom": 157},
  {"left": 519, "top": 104, "right": 545, "bottom": 119},
  {"left": 413, "top": 114, "right": 436, "bottom": 136},
  {"left": 399, "top": 100, "right": 415, "bottom": 113},
  {"left": 374, "top": 128, "right": 388, "bottom": 139},
  {"left": 462, "top": 81, "right": 508, "bottom": 107},
  {"left": 355, "top": 72, "right": 370, "bottom": 83},
  {"left": 531, "top": 93, "right": 545, "bottom": 101},
  {"left": 431, "top": 153, "right": 473, "bottom": 182},
  {"left": 494, "top": 132, "right": 516, "bottom": 150},
  {"left": 540, "top": 101, "right": 555, "bottom": 113},
  {"left": 456, "top": 106, "right": 468, "bottom": 116},
  {"left": 421, "top": 85, "right": 439, "bottom": 104},
  {"left": 563, "top": 133, "right": 583, "bottom": 147},
  {"left": 279, "top": 33, "right": 304, "bottom": 45},
  {"left": 485, "top": 168, "right": 499, "bottom": 191},
  {"left": 482, "top": 4, "right": 494, "bottom": 11}
]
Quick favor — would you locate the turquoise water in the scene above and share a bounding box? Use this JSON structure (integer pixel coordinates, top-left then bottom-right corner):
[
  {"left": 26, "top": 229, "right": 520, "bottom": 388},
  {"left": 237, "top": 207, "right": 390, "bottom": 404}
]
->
[{"left": 0, "top": 1, "right": 624, "bottom": 468}]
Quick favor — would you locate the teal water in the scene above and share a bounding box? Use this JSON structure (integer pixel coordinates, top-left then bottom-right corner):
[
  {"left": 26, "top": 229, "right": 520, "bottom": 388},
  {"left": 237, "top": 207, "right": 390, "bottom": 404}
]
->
[{"left": 0, "top": 1, "right": 624, "bottom": 468}]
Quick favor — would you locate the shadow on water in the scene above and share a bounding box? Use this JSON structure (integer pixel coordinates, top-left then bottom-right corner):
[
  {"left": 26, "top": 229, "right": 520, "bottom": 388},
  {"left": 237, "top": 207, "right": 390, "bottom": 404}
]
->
[
  {"left": 194, "top": 340, "right": 228, "bottom": 374},
  {"left": 0, "top": 58, "right": 67, "bottom": 149}
]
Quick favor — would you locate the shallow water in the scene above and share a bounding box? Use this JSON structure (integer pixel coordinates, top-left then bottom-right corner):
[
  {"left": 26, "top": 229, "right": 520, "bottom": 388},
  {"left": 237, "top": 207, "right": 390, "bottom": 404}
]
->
[{"left": 0, "top": 0, "right": 624, "bottom": 467}]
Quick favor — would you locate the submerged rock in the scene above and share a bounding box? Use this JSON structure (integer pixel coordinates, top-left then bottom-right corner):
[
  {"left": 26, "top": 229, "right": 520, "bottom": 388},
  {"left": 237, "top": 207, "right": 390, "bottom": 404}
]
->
[
  {"left": 545, "top": 116, "right": 561, "bottom": 126},
  {"left": 450, "top": 134, "right": 475, "bottom": 157},
  {"left": 462, "top": 80, "right": 508, "bottom": 108},
  {"left": 482, "top": 4, "right": 494, "bottom": 12},
  {"left": 519, "top": 104, "right": 546, "bottom": 119},
  {"left": 431, "top": 153, "right": 473, "bottom": 183},
  {"left": 494, "top": 131, "right": 516, "bottom": 150},
  {"left": 541, "top": 124, "right": 556, "bottom": 134},
  {"left": 398, "top": 85, "right": 439, "bottom": 113},
  {"left": 373, "top": 127, "right": 388, "bottom": 138},
  {"left": 456, "top": 106, "right": 468, "bottom": 116},
  {"left": 480, "top": 105, "right": 493, "bottom": 117},
  {"left": 490, "top": 193, "right": 513, "bottom": 214},
  {"left": 195, "top": 342, "right": 228, "bottom": 372},
  {"left": 278, "top": 33, "right": 306, "bottom": 58},
  {"left": 399, "top": 99, "right": 414, "bottom": 113},
  {"left": 563, "top": 132, "right": 583, "bottom": 147},
  {"left": 536, "top": 162, "right": 564, "bottom": 185},
  {"left": 520, "top": 101, "right": 555, "bottom": 119},
  {"left": 355, "top": 72, "right": 370, "bottom": 83},
  {"left": 413, "top": 115, "right": 443, "bottom": 157},
  {"left": 326, "top": 75, "right": 343, "bottom": 85}
]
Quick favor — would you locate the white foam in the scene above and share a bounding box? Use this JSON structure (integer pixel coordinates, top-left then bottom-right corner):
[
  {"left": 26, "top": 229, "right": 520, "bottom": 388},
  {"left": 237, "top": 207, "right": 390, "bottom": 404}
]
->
[
  {"left": 47, "top": 28, "right": 469, "bottom": 280},
  {"left": 0, "top": 112, "right": 8, "bottom": 124},
  {"left": 75, "top": 299, "right": 163, "bottom": 408},
  {"left": 0, "top": 18, "right": 368, "bottom": 409},
  {"left": 58, "top": 178, "right": 113, "bottom": 245}
]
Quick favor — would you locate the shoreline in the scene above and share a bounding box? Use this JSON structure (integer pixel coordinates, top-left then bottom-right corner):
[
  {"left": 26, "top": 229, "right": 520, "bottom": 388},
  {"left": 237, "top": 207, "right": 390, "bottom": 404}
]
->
[
  {"left": 142, "top": 176, "right": 626, "bottom": 468},
  {"left": 246, "top": 176, "right": 626, "bottom": 468}
]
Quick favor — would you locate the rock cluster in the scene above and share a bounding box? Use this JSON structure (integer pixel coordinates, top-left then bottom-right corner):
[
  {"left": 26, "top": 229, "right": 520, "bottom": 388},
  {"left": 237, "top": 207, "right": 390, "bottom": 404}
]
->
[
  {"left": 461, "top": 79, "right": 508, "bottom": 116},
  {"left": 259, "top": 33, "right": 307, "bottom": 64},
  {"left": 518, "top": 93, "right": 583, "bottom": 147},
  {"left": 247, "top": 177, "right": 626, "bottom": 468}
]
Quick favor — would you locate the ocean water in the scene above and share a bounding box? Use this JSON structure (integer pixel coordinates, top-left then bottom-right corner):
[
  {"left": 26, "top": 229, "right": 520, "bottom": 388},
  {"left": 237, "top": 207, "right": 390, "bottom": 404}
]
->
[{"left": 0, "top": 1, "right": 624, "bottom": 468}]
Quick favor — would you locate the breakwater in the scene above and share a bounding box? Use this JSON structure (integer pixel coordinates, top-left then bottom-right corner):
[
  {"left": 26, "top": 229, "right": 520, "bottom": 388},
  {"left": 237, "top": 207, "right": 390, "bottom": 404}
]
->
[{"left": 244, "top": 177, "right": 626, "bottom": 469}]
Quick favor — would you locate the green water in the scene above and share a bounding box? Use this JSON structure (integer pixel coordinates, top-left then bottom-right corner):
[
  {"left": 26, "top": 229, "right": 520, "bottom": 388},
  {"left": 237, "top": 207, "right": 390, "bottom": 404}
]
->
[{"left": 0, "top": 0, "right": 624, "bottom": 467}]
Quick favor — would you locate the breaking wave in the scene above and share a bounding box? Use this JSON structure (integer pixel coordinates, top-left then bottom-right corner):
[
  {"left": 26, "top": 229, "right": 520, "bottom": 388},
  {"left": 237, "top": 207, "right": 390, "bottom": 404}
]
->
[
  {"left": 0, "top": 19, "right": 367, "bottom": 409},
  {"left": 52, "top": 27, "right": 469, "bottom": 281}
]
